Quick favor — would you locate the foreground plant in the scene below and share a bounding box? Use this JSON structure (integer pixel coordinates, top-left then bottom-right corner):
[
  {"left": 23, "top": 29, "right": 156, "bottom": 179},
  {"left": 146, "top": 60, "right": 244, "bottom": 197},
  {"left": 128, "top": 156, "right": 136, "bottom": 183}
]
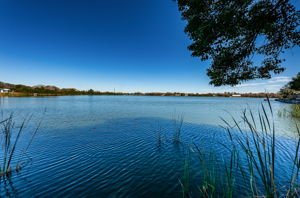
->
[
  {"left": 182, "top": 98, "right": 300, "bottom": 197},
  {"left": 0, "top": 113, "right": 41, "bottom": 177},
  {"left": 278, "top": 104, "right": 300, "bottom": 118},
  {"left": 173, "top": 115, "right": 184, "bottom": 144},
  {"left": 291, "top": 104, "right": 300, "bottom": 118},
  {"left": 224, "top": 101, "right": 299, "bottom": 197}
]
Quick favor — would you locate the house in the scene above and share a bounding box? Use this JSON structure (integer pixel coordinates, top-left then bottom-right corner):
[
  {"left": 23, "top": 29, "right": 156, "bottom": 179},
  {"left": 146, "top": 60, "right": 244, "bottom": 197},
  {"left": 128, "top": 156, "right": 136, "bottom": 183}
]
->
[
  {"left": 231, "top": 94, "right": 241, "bottom": 97},
  {"left": 0, "top": 88, "right": 11, "bottom": 93}
]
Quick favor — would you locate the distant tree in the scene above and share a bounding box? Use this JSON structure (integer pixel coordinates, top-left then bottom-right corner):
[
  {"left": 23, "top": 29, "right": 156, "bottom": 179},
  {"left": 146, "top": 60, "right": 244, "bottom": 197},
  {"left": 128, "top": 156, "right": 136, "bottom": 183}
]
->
[
  {"left": 278, "top": 72, "right": 300, "bottom": 98},
  {"left": 176, "top": 0, "right": 300, "bottom": 86},
  {"left": 88, "top": 89, "right": 95, "bottom": 93},
  {"left": 278, "top": 84, "right": 295, "bottom": 98},
  {"left": 289, "top": 72, "right": 300, "bottom": 90}
]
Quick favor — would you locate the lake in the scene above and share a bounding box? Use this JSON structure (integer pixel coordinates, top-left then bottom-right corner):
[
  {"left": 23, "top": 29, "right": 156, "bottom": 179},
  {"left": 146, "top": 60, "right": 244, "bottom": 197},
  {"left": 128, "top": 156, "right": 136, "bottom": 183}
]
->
[{"left": 0, "top": 96, "right": 299, "bottom": 197}]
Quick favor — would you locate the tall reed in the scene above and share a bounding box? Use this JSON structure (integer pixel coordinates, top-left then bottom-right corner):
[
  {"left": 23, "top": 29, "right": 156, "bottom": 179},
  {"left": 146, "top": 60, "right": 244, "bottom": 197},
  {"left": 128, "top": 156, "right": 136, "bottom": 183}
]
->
[
  {"left": 180, "top": 148, "right": 191, "bottom": 198},
  {"left": 156, "top": 125, "right": 163, "bottom": 147},
  {"left": 173, "top": 115, "right": 184, "bottom": 144},
  {"left": 0, "top": 113, "right": 41, "bottom": 177},
  {"left": 182, "top": 98, "right": 300, "bottom": 197},
  {"left": 291, "top": 104, "right": 300, "bottom": 118},
  {"left": 222, "top": 99, "right": 300, "bottom": 197},
  {"left": 277, "top": 104, "right": 300, "bottom": 118},
  {"left": 193, "top": 144, "right": 218, "bottom": 198}
]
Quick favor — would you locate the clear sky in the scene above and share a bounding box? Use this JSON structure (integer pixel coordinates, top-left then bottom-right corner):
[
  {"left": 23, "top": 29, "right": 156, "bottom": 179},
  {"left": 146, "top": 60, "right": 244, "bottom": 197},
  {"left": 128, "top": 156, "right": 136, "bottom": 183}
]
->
[{"left": 0, "top": 0, "right": 299, "bottom": 93}]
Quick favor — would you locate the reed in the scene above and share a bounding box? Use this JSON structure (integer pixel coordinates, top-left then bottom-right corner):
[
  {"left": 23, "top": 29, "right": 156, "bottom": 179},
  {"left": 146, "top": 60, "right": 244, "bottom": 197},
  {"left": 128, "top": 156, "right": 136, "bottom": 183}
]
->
[
  {"left": 182, "top": 97, "right": 300, "bottom": 197},
  {"left": 156, "top": 125, "right": 163, "bottom": 147},
  {"left": 220, "top": 98, "right": 300, "bottom": 197},
  {"left": 194, "top": 145, "right": 218, "bottom": 198},
  {"left": 277, "top": 104, "right": 300, "bottom": 118},
  {"left": 180, "top": 148, "right": 191, "bottom": 198},
  {"left": 0, "top": 113, "right": 41, "bottom": 177},
  {"left": 173, "top": 115, "right": 184, "bottom": 144},
  {"left": 291, "top": 104, "right": 300, "bottom": 118}
]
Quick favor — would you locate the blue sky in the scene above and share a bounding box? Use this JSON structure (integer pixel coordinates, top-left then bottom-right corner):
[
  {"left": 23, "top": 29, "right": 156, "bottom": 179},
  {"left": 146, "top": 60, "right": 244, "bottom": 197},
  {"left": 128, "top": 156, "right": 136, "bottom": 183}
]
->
[{"left": 0, "top": 0, "right": 299, "bottom": 93}]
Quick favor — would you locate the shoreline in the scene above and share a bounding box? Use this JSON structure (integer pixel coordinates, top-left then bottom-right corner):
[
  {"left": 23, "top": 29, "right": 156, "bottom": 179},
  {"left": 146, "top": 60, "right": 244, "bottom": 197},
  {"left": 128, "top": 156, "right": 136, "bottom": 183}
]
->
[
  {"left": 276, "top": 98, "right": 300, "bottom": 104},
  {"left": 0, "top": 92, "right": 277, "bottom": 98}
]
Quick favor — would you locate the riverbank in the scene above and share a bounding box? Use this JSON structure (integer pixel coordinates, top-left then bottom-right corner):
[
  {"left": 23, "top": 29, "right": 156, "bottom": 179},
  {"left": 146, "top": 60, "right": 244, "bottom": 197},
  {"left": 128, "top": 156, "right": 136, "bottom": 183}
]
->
[
  {"left": 1, "top": 81, "right": 280, "bottom": 98},
  {"left": 276, "top": 98, "right": 300, "bottom": 104},
  {"left": 0, "top": 92, "right": 279, "bottom": 98}
]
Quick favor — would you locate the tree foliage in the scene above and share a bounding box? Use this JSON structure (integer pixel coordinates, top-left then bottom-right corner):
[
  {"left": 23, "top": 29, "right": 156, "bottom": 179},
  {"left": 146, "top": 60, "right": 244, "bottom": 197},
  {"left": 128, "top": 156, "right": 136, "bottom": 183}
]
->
[
  {"left": 278, "top": 84, "right": 295, "bottom": 98},
  {"left": 278, "top": 72, "right": 300, "bottom": 98},
  {"left": 176, "top": 0, "right": 300, "bottom": 86},
  {"left": 289, "top": 72, "right": 300, "bottom": 90}
]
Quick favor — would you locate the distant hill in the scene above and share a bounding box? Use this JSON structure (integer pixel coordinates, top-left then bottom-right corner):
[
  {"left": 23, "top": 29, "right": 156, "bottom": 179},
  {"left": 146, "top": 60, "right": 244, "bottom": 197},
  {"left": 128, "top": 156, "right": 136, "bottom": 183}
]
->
[
  {"left": 0, "top": 82, "right": 55, "bottom": 90},
  {"left": 0, "top": 82, "right": 17, "bottom": 89},
  {"left": 0, "top": 81, "right": 78, "bottom": 94}
]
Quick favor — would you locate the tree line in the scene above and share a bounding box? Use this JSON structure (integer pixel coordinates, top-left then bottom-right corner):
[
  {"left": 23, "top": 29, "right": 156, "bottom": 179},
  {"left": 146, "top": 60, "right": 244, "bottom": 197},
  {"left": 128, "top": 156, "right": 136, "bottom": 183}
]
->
[{"left": 0, "top": 81, "right": 278, "bottom": 97}]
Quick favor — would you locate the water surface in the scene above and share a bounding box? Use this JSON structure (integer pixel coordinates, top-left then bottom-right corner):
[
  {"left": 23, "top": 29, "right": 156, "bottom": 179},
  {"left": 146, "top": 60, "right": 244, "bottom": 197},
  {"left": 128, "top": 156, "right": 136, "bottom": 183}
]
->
[{"left": 0, "top": 96, "right": 298, "bottom": 197}]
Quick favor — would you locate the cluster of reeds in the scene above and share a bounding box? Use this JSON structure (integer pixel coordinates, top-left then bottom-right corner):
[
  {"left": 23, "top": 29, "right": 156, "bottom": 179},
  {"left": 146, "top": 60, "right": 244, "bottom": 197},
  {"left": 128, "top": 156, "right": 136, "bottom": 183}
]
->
[
  {"left": 0, "top": 113, "right": 41, "bottom": 177},
  {"left": 223, "top": 100, "right": 300, "bottom": 197},
  {"left": 156, "top": 125, "right": 163, "bottom": 147},
  {"left": 180, "top": 143, "right": 238, "bottom": 198},
  {"left": 291, "top": 104, "right": 300, "bottom": 118},
  {"left": 278, "top": 104, "right": 300, "bottom": 118},
  {"left": 172, "top": 115, "right": 184, "bottom": 144},
  {"left": 193, "top": 145, "right": 219, "bottom": 197},
  {"left": 277, "top": 107, "right": 289, "bottom": 117},
  {"left": 181, "top": 98, "right": 300, "bottom": 197},
  {"left": 179, "top": 148, "right": 191, "bottom": 198}
]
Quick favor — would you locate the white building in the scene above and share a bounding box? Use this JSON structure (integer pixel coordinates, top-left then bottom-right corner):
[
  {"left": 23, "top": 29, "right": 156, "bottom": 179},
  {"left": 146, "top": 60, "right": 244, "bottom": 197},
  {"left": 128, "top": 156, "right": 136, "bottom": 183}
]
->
[
  {"left": 231, "top": 94, "right": 241, "bottom": 97},
  {"left": 0, "top": 88, "right": 11, "bottom": 93}
]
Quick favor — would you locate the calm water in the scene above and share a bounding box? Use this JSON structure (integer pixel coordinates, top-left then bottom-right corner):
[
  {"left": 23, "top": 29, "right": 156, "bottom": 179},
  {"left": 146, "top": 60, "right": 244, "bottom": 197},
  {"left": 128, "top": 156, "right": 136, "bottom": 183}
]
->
[{"left": 0, "top": 96, "right": 298, "bottom": 197}]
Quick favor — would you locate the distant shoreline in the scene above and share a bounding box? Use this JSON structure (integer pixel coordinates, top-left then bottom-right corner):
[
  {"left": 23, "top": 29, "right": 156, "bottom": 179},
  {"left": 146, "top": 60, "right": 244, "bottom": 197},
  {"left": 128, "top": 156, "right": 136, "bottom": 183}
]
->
[
  {"left": 276, "top": 98, "right": 300, "bottom": 104},
  {"left": 0, "top": 92, "right": 278, "bottom": 98},
  {"left": 0, "top": 81, "right": 279, "bottom": 98}
]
